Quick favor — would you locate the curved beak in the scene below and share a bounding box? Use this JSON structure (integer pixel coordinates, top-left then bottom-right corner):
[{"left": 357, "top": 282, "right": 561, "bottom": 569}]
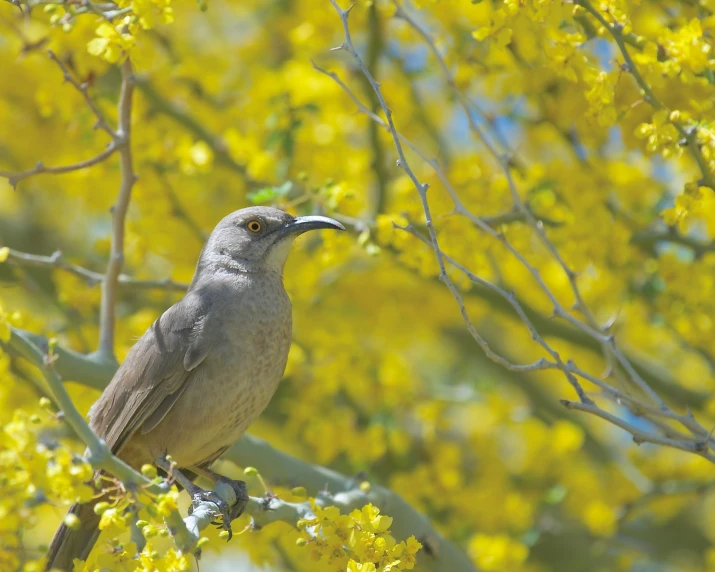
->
[{"left": 273, "top": 215, "right": 345, "bottom": 240}]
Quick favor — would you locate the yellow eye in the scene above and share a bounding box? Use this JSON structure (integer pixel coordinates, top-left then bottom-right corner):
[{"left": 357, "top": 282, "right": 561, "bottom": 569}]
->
[{"left": 247, "top": 220, "right": 262, "bottom": 233}]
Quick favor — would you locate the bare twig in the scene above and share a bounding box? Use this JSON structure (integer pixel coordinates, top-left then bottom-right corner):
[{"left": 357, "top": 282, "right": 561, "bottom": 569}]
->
[
  {"left": 318, "top": 60, "right": 687, "bottom": 404},
  {"left": 96, "top": 58, "right": 137, "bottom": 360},
  {"left": 561, "top": 400, "right": 715, "bottom": 462},
  {"left": 1, "top": 247, "right": 188, "bottom": 291},
  {"left": 47, "top": 50, "right": 117, "bottom": 140},
  {"left": 0, "top": 49, "right": 122, "bottom": 188},
  {"left": 0, "top": 144, "right": 118, "bottom": 188},
  {"left": 321, "top": 15, "right": 593, "bottom": 403},
  {"left": 325, "top": 0, "right": 715, "bottom": 458},
  {"left": 389, "top": 3, "right": 672, "bottom": 411}
]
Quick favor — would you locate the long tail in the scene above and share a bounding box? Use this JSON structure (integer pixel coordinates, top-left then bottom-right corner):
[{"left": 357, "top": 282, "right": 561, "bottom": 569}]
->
[{"left": 45, "top": 501, "right": 101, "bottom": 572}]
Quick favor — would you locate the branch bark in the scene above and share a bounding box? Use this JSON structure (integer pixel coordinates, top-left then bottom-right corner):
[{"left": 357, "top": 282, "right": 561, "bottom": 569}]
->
[
  {"left": 96, "top": 59, "right": 138, "bottom": 361},
  {"left": 0, "top": 144, "right": 118, "bottom": 188},
  {"left": 1, "top": 248, "right": 188, "bottom": 291}
]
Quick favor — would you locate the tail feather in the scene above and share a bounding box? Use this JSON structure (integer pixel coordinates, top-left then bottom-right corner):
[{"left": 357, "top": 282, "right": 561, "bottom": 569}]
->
[{"left": 45, "top": 501, "right": 101, "bottom": 572}]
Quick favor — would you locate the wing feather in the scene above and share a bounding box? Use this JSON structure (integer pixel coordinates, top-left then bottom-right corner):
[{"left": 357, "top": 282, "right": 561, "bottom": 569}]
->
[{"left": 88, "top": 293, "right": 211, "bottom": 454}]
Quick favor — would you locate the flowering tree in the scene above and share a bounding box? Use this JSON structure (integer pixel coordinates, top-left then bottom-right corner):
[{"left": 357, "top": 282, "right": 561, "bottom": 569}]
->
[{"left": 1, "top": 0, "right": 715, "bottom": 570}]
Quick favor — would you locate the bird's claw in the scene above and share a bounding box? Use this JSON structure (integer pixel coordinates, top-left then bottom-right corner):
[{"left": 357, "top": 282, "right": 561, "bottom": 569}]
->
[
  {"left": 218, "top": 478, "right": 248, "bottom": 522},
  {"left": 188, "top": 479, "right": 248, "bottom": 541},
  {"left": 191, "top": 490, "right": 233, "bottom": 538}
]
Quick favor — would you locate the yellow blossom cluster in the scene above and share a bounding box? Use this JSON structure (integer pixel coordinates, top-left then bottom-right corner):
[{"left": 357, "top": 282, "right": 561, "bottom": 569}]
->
[
  {"left": 2, "top": 0, "right": 715, "bottom": 570},
  {"left": 297, "top": 503, "right": 421, "bottom": 572}
]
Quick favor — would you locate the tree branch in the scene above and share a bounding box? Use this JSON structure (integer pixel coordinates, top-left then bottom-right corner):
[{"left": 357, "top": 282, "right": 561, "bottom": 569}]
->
[
  {"left": 47, "top": 50, "right": 117, "bottom": 140},
  {"left": 327, "top": 0, "right": 591, "bottom": 404},
  {"left": 1, "top": 247, "right": 188, "bottom": 291},
  {"left": 0, "top": 144, "right": 118, "bottom": 188},
  {"left": 325, "top": 0, "right": 715, "bottom": 462},
  {"left": 560, "top": 400, "right": 715, "bottom": 462},
  {"left": 227, "top": 436, "right": 478, "bottom": 570},
  {"left": 1, "top": 328, "right": 475, "bottom": 570},
  {"left": 5, "top": 328, "right": 167, "bottom": 493},
  {"left": 1, "top": 331, "right": 329, "bottom": 558},
  {"left": 0, "top": 49, "right": 121, "bottom": 188},
  {"left": 96, "top": 58, "right": 137, "bottom": 361}
]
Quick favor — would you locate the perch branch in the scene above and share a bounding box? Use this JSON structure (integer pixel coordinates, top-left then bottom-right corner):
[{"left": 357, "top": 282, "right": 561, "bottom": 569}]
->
[
  {"left": 5, "top": 328, "right": 167, "bottom": 493},
  {"left": 0, "top": 328, "right": 476, "bottom": 570}
]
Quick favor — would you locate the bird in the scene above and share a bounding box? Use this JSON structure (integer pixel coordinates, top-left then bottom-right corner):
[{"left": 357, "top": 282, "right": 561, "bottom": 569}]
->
[{"left": 45, "top": 206, "right": 344, "bottom": 571}]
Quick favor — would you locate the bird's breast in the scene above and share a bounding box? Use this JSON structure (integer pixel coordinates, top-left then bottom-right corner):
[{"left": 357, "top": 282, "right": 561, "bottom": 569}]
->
[{"left": 137, "top": 276, "right": 293, "bottom": 468}]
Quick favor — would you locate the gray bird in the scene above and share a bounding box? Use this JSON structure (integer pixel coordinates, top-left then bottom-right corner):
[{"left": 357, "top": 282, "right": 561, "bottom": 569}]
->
[{"left": 46, "top": 206, "right": 344, "bottom": 571}]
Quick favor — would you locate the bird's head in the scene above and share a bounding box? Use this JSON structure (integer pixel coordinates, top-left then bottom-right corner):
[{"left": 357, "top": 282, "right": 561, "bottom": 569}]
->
[{"left": 199, "top": 206, "right": 345, "bottom": 275}]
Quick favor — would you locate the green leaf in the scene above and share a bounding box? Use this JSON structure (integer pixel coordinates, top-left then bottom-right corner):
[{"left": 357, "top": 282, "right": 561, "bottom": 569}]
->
[{"left": 247, "top": 181, "right": 294, "bottom": 204}]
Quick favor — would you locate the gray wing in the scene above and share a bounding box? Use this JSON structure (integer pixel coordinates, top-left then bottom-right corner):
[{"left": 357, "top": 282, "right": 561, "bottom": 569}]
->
[{"left": 88, "top": 292, "right": 213, "bottom": 454}]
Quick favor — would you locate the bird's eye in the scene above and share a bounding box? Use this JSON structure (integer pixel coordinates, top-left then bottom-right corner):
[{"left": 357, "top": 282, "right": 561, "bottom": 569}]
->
[{"left": 247, "top": 220, "right": 262, "bottom": 233}]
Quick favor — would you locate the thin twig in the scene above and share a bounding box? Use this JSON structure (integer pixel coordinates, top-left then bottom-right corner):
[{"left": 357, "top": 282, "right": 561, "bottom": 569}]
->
[
  {"left": 404, "top": 222, "right": 715, "bottom": 454},
  {"left": 390, "top": 2, "right": 673, "bottom": 410},
  {"left": 0, "top": 144, "right": 118, "bottom": 188},
  {"left": 47, "top": 50, "right": 117, "bottom": 140},
  {"left": 561, "top": 400, "right": 715, "bottom": 462},
  {"left": 325, "top": 0, "right": 715, "bottom": 456},
  {"left": 97, "top": 58, "right": 137, "bottom": 360},
  {"left": 320, "top": 23, "right": 593, "bottom": 403},
  {"left": 1, "top": 248, "right": 188, "bottom": 291},
  {"left": 317, "top": 58, "right": 672, "bottom": 407}
]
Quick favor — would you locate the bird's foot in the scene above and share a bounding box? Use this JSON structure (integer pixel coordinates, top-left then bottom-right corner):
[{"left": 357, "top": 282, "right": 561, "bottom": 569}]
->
[
  {"left": 188, "top": 478, "right": 248, "bottom": 540},
  {"left": 215, "top": 476, "right": 248, "bottom": 524},
  {"left": 188, "top": 486, "right": 233, "bottom": 536}
]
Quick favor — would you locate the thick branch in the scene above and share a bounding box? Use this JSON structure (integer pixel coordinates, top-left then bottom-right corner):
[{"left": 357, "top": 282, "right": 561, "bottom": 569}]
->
[
  {"left": 5, "top": 328, "right": 167, "bottom": 493},
  {"left": 227, "top": 435, "right": 477, "bottom": 571},
  {"left": 1, "top": 328, "right": 475, "bottom": 571}
]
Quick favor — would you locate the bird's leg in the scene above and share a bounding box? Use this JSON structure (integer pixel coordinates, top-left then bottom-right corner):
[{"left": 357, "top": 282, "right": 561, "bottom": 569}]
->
[
  {"left": 189, "top": 465, "right": 249, "bottom": 523},
  {"left": 154, "top": 456, "right": 233, "bottom": 535}
]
